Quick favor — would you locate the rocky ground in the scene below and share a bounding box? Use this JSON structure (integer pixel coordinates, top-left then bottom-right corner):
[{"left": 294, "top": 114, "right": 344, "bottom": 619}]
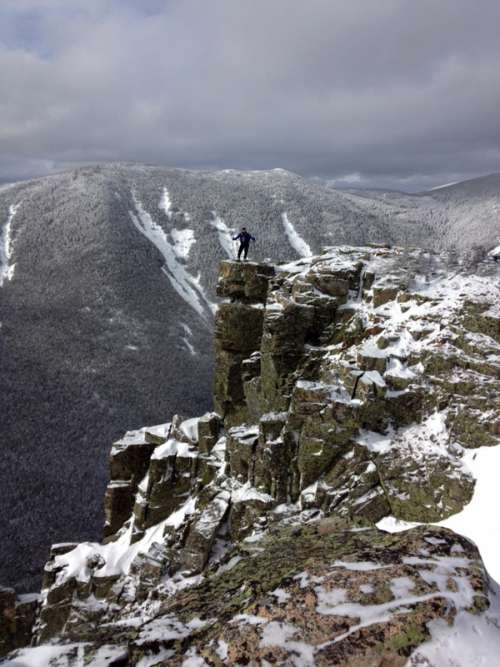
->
[{"left": 1, "top": 245, "right": 499, "bottom": 666}]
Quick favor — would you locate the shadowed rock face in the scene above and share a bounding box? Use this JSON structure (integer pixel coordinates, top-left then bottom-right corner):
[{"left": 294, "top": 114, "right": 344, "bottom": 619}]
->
[{"left": 2, "top": 247, "right": 499, "bottom": 664}]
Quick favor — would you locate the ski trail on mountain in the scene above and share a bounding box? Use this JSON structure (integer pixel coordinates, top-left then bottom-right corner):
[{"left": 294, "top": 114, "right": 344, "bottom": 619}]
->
[
  {"left": 281, "top": 212, "right": 312, "bottom": 257},
  {"left": 129, "top": 193, "right": 213, "bottom": 323},
  {"left": 158, "top": 188, "right": 196, "bottom": 258},
  {"left": 0, "top": 202, "right": 21, "bottom": 287},
  {"left": 210, "top": 212, "right": 235, "bottom": 258},
  {"left": 159, "top": 187, "right": 173, "bottom": 220}
]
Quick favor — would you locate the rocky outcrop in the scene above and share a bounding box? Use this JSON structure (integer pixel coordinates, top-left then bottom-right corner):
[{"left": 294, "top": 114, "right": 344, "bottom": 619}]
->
[
  {"left": 0, "top": 588, "right": 40, "bottom": 658},
  {"left": 126, "top": 523, "right": 488, "bottom": 667},
  {"left": 214, "top": 261, "right": 275, "bottom": 425},
  {"left": 3, "top": 247, "right": 499, "bottom": 664}
]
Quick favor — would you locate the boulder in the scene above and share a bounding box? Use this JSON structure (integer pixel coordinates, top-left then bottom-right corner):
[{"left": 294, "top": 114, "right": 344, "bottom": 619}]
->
[
  {"left": 104, "top": 426, "right": 166, "bottom": 538},
  {"left": 137, "top": 524, "right": 490, "bottom": 666},
  {"left": 197, "top": 412, "right": 222, "bottom": 454},
  {"left": 179, "top": 491, "right": 230, "bottom": 574}
]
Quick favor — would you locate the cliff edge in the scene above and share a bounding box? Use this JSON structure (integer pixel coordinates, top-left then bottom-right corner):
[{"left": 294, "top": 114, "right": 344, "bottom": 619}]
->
[{"left": 2, "top": 245, "right": 500, "bottom": 666}]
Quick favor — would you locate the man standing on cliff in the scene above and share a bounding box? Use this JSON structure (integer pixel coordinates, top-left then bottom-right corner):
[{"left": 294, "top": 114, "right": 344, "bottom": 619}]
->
[{"left": 233, "top": 227, "right": 256, "bottom": 261}]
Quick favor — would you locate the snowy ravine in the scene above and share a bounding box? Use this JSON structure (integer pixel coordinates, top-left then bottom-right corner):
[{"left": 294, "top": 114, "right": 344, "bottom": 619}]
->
[
  {"left": 209, "top": 212, "right": 235, "bottom": 258},
  {"left": 0, "top": 202, "right": 21, "bottom": 287},
  {"left": 130, "top": 193, "right": 215, "bottom": 321},
  {"left": 281, "top": 211, "right": 312, "bottom": 258}
]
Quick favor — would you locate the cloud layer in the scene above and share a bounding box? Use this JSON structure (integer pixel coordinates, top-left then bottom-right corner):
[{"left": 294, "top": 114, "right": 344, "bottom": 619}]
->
[{"left": 1, "top": 0, "right": 500, "bottom": 189}]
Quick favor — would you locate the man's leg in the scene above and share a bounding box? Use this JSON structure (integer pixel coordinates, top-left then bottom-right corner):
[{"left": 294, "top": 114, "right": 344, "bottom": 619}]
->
[
  {"left": 243, "top": 243, "right": 249, "bottom": 260},
  {"left": 238, "top": 244, "right": 243, "bottom": 260}
]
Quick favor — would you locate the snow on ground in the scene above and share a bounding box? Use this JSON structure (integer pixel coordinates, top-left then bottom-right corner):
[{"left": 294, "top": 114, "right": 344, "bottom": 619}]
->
[
  {"left": 438, "top": 446, "right": 500, "bottom": 584},
  {"left": 0, "top": 202, "right": 21, "bottom": 286},
  {"left": 378, "top": 444, "right": 500, "bottom": 586},
  {"left": 1, "top": 643, "right": 127, "bottom": 667},
  {"left": 281, "top": 212, "right": 312, "bottom": 258},
  {"left": 50, "top": 495, "right": 198, "bottom": 583},
  {"left": 209, "top": 212, "right": 235, "bottom": 258},
  {"left": 355, "top": 429, "right": 393, "bottom": 454},
  {"left": 488, "top": 244, "right": 500, "bottom": 259},
  {"left": 260, "top": 621, "right": 315, "bottom": 665},
  {"left": 171, "top": 228, "right": 196, "bottom": 258},
  {"left": 406, "top": 579, "right": 500, "bottom": 667},
  {"left": 159, "top": 187, "right": 173, "bottom": 219},
  {"left": 112, "top": 422, "right": 171, "bottom": 452},
  {"left": 314, "top": 553, "right": 494, "bottom": 657},
  {"left": 192, "top": 271, "right": 217, "bottom": 315},
  {"left": 130, "top": 193, "right": 212, "bottom": 322},
  {"left": 229, "top": 548, "right": 498, "bottom": 667}
]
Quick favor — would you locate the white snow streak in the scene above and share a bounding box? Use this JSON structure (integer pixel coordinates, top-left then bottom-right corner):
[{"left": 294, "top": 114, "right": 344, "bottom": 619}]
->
[
  {"left": 181, "top": 322, "right": 197, "bottom": 356},
  {"left": 281, "top": 212, "right": 312, "bottom": 257},
  {"left": 210, "top": 212, "right": 235, "bottom": 258},
  {"left": 159, "top": 187, "right": 196, "bottom": 257},
  {"left": 130, "top": 193, "right": 212, "bottom": 323},
  {"left": 430, "top": 181, "right": 459, "bottom": 191},
  {"left": 0, "top": 202, "right": 21, "bottom": 286},
  {"left": 159, "top": 187, "right": 173, "bottom": 219},
  {"left": 488, "top": 244, "right": 500, "bottom": 258}
]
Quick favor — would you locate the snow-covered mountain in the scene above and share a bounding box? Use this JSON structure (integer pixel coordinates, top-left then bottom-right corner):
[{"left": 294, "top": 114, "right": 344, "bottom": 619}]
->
[{"left": 0, "top": 164, "right": 498, "bottom": 592}]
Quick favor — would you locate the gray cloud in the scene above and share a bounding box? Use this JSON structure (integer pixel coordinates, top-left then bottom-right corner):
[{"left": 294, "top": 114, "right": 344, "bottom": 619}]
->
[{"left": 1, "top": 0, "right": 500, "bottom": 190}]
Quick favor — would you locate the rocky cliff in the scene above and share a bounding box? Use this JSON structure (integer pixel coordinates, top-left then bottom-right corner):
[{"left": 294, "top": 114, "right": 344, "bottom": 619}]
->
[
  {"left": 2, "top": 165, "right": 499, "bottom": 594},
  {"left": 1, "top": 245, "right": 500, "bottom": 666}
]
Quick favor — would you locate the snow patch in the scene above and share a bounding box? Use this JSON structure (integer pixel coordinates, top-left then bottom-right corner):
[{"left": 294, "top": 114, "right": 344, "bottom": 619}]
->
[
  {"left": 171, "top": 228, "right": 196, "bottom": 258},
  {"left": 130, "top": 193, "right": 212, "bottom": 322},
  {"left": 378, "top": 443, "right": 500, "bottom": 586},
  {"left": 210, "top": 212, "right": 235, "bottom": 258},
  {"left": 260, "top": 620, "right": 315, "bottom": 666},
  {"left": 51, "top": 496, "right": 197, "bottom": 583},
  {"left": 1, "top": 643, "right": 127, "bottom": 667},
  {"left": 159, "top": 187, "right": 173, "bottom": 219},
  {"left": 0, "top": 202, "right": 21, "bottom": 286},
  {"left": 405, "top": 580, "right": 500, "bottom": 667},
  {"left": 438, "top": 445, "right": 500, "bottom": 585},
  {"left": 281, "top": 212, "right": 312, "bottom": 258}
]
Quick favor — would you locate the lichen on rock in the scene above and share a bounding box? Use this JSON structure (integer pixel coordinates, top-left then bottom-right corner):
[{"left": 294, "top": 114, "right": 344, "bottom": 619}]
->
[{"left": 3, "top": 246, "right": 500, "bottom": 664}]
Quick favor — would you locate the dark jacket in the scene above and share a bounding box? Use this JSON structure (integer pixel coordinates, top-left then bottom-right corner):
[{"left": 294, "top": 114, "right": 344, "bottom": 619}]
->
[{"left": 233, "top": 231, "right": 255, "bottom": 245}]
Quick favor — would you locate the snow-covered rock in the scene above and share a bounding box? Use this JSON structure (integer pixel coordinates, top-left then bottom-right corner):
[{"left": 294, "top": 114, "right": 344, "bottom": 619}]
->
[{"left": 2, "top": 245, "right": 500, "bottom": 664}]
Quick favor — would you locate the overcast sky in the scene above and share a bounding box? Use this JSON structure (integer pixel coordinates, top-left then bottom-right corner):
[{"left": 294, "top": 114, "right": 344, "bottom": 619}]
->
[{"left": 1, "top": 0, "right": 500, "bottom": 191}]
